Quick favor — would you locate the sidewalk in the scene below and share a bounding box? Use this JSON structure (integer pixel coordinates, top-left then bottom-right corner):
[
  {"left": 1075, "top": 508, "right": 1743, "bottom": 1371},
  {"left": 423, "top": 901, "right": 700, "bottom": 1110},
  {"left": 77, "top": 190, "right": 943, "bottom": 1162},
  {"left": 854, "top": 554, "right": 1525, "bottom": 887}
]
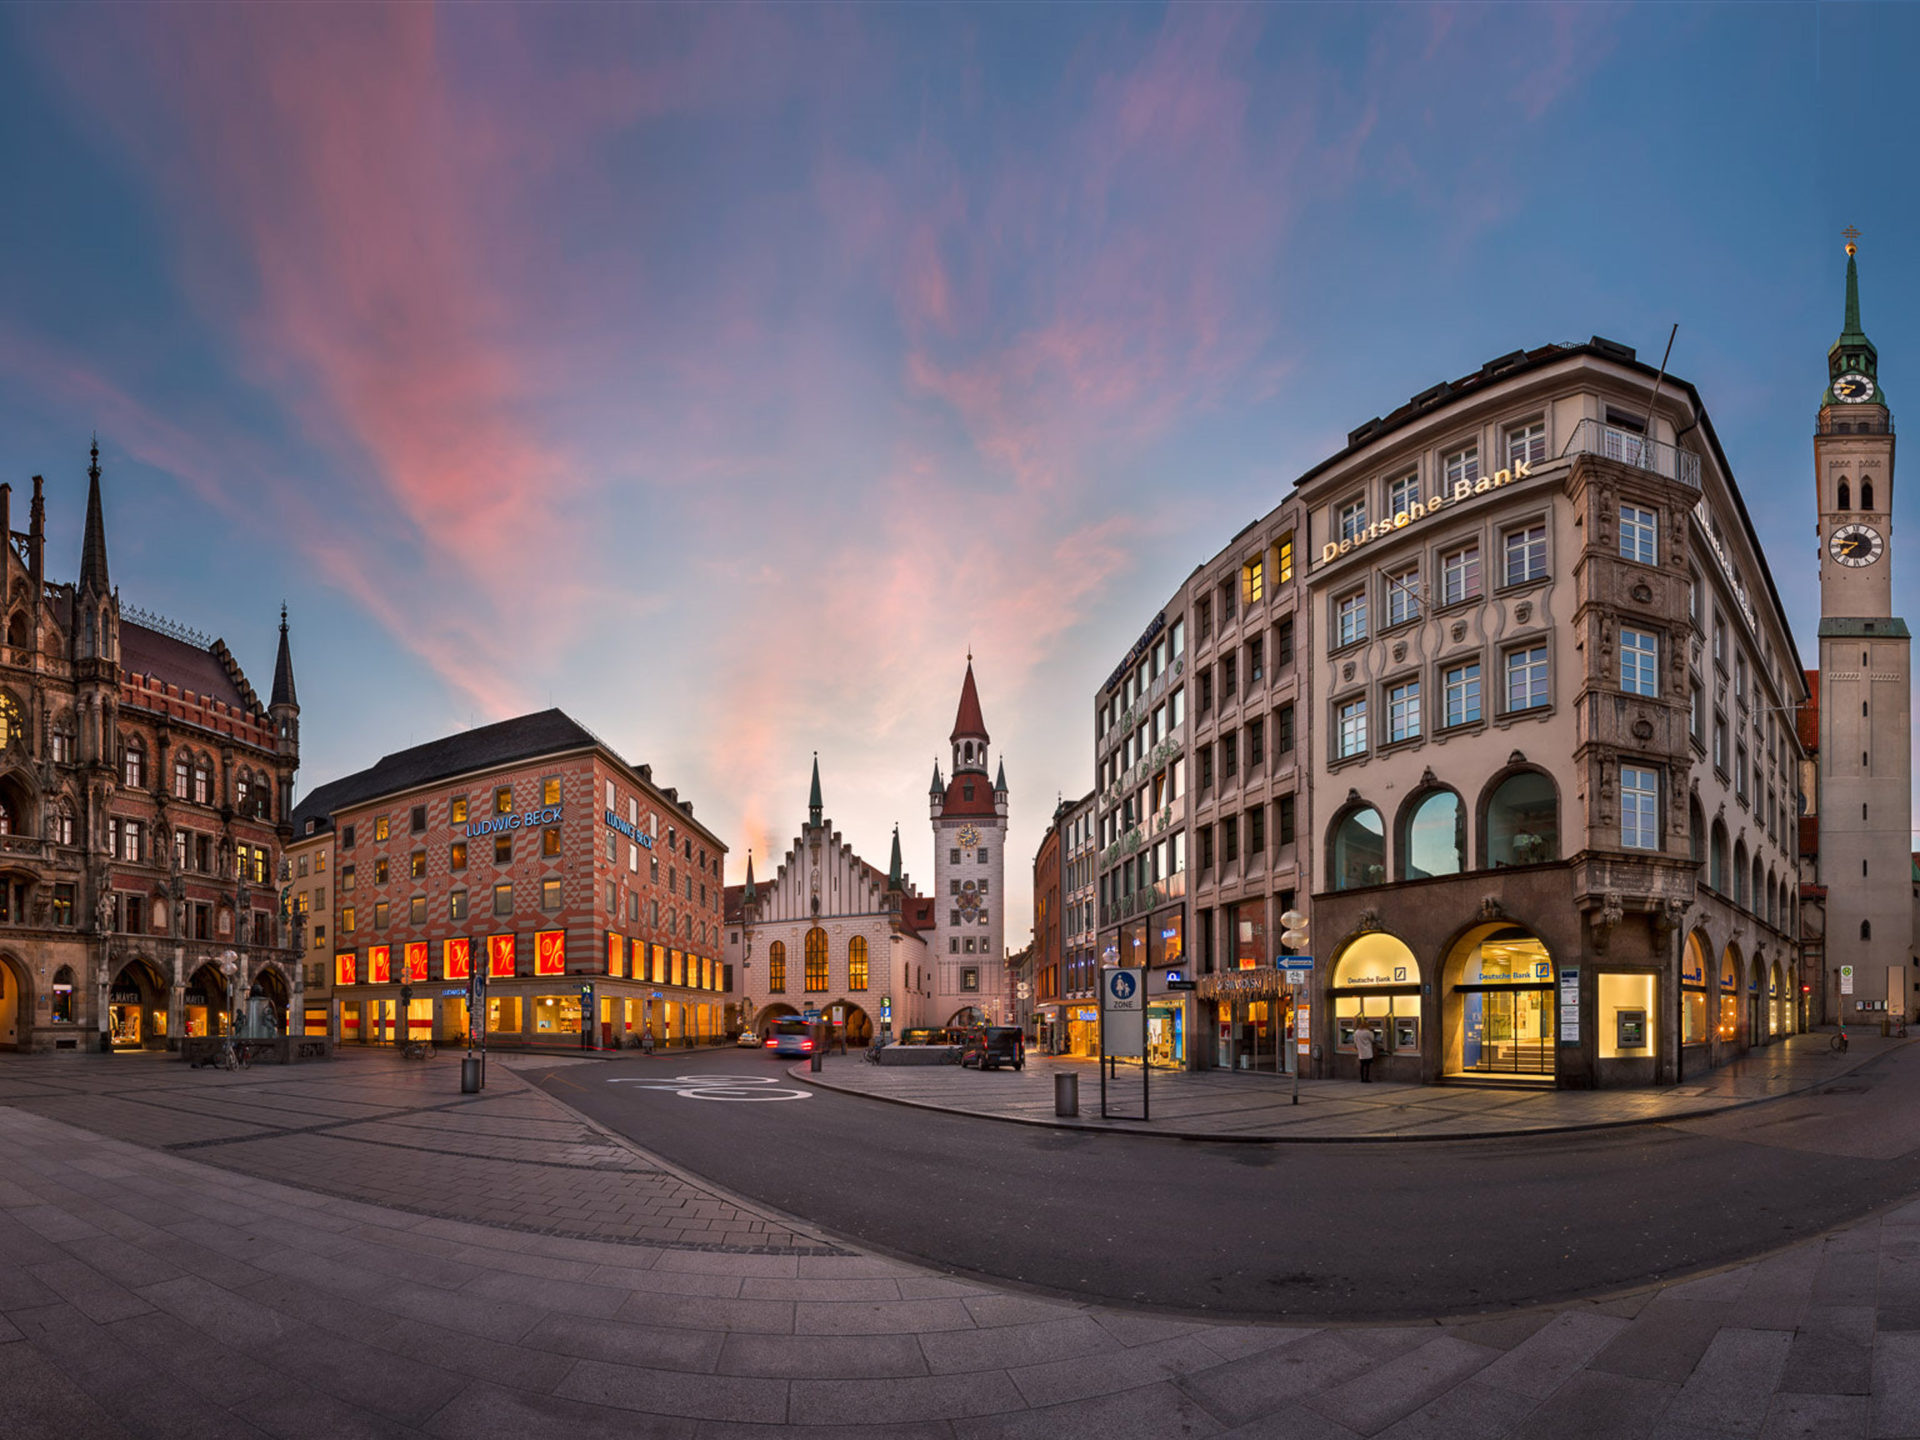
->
[
  {"left": 0, "top": 1048, "right": 1917, "bottom": 1437},
  {"left": 792, "top": 1031, "right": 1904, "bottom": 1141}
]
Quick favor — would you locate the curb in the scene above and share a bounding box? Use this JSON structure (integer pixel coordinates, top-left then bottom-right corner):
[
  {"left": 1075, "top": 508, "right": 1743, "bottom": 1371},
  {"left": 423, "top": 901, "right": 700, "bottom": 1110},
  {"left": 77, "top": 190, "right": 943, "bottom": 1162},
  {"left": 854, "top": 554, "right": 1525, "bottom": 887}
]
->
[{"left": 786, "top": 1040, "right": 1902, "bottom": 1144}]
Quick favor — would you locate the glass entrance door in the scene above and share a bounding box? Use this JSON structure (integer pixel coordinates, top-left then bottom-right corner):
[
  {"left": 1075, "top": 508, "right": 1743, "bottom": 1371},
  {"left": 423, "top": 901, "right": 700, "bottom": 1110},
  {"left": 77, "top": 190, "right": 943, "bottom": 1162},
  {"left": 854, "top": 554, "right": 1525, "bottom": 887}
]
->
[{"left": 1462, "top": 987, "right": 1553, "bottom": 1074}]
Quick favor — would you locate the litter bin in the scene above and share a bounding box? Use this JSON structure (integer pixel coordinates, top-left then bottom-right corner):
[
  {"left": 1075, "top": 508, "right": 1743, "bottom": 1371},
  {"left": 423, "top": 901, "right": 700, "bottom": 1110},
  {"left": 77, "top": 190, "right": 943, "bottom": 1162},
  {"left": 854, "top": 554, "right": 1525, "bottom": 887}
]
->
[
  {"left": 1055, "top": 1071, "right": 1079, "bottom": 1118},
  {"left": 461, "top": 1057, "right": 482, "bottom": 1093}
]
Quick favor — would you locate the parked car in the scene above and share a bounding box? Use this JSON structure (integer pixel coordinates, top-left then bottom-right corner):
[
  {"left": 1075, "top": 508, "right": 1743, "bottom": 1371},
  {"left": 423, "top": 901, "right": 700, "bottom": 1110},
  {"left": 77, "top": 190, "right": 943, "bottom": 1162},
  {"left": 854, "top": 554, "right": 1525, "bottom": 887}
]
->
[
  {"left": 764, "top": 1018, "right": 815, "bottom": 1058},
  {"left": 959, "top": 1026, "right": 1025, "bottom": 1071}
]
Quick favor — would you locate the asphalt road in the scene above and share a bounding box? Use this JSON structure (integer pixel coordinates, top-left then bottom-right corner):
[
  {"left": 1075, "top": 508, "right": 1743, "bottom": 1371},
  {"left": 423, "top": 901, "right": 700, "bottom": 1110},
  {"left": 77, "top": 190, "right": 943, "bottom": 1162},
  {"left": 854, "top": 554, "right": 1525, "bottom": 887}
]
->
[{"left": 529, "top": 1043, "right": 1920, "bottom": 1322}]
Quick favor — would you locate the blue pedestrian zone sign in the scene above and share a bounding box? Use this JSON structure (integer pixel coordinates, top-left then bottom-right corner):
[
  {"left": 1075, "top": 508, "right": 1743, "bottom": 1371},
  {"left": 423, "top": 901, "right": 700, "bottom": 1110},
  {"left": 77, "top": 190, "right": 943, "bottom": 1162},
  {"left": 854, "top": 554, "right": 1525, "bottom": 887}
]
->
[{"left": 1110, "top": 971, "right": 1137, "bottom": 1001}]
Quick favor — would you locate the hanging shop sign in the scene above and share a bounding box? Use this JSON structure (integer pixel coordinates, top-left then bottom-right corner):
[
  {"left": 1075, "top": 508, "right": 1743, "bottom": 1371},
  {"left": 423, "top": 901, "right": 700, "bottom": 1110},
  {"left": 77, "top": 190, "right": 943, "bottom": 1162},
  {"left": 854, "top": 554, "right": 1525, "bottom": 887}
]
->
[
  {"left": 465, "top": 807, "right": 563, "bottom": 839},
  {"left": 1318, "top": 462, "right": 1535, "bottom": 566}
]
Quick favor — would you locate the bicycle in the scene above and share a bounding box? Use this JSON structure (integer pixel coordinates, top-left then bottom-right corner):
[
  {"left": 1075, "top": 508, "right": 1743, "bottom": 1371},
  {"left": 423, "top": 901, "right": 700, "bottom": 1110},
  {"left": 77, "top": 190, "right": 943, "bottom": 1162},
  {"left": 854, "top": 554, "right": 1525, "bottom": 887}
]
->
[
  {"left": 863, "top": 1042, "right": 885, "bottom": 1066},
  {"left": 204, "top": 1037, "right": 252, "bottom": 1071},
  {"left": 1831, "top": 1028, "right": 1850, "bottom": 1054},
  {"left": 399, "top": 1038, "right": 436, "bottom": 1061}
]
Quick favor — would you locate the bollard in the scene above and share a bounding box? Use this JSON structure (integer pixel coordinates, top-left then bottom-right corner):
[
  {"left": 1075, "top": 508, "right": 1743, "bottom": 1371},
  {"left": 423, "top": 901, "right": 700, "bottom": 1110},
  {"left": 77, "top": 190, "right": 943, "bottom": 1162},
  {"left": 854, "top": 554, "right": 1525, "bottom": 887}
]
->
[
  {"left": 810, "top": 1050, "right": 822, "bottom": 1073},
  {"left": 1055, "top": 1071, "right": 1079, "bottom": 1118},
  {"left": 461, "top": 1057, "right": 482, "bottom": 1093}
]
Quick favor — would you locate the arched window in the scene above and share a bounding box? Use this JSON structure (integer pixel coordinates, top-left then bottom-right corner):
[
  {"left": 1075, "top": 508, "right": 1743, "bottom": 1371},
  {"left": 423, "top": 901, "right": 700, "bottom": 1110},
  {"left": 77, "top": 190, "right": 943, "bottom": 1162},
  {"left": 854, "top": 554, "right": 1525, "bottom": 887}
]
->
[
  {"left": 1838, "top": 479, "right": 1851, "bottom": 510},
  {"left": 1329, "top": 805, "right": 1386, "bottom": 890},
  {"left": 1484, "top": 771, "right": 1558, "bottom": 866},
  {"left": 5, "top": 612, "right": 25, "bottom": 651},
  {"left": 1863, "top": 480, "right": 1875, "bottom": 511},
  {"left": 1752, "top": 857, "right": 1765, "bottom": 916},
  {"left": 1766, "top": 871, "right": 1778, "bottom": 927},
  {"left": 1401, "top": 790, "right": 1465, "bottom": 880},
  {"left": 767, "top": 941, "right": 786, "bottom": 992},
  {"left": 235, "top": 772, "right": 251, "bottom": 814},
  {"left": 1709, "top": 821, "right": 1728, "bottom": 892},
  {"left": 1861, "top": 919, "right": 1872, "bottom": 941},
  {"left": 174, "top": 757, "right": 190, "bottom": 799},
  {"left": 804, "top": 927, "right": 829, "bottom": 992},
  {"left": 123, "top": 741, "right": 145, "bottom": 790},
  {"left": 1689, "top": 798, "right": 1705, "bottom": 863},
  {"left": 50, "top": 965, "right": 74, "bottom": 1023},
  {"left": 1332, "top": 933, "right": 1421, "bottom": 1053},
  {"left": 848, "top": 936, "right": 869, "bottom": 991},
  {"left": 1732, "top": 840, "right": 1748, "bottom": 906},
  {"left": 192, "top": 759, "right": 211, "bottom": 806}
]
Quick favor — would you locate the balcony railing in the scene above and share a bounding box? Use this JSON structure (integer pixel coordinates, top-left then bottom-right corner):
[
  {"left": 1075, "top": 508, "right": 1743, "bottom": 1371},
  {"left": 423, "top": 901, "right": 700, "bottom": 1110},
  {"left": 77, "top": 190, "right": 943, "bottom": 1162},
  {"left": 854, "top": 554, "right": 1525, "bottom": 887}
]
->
[{"left": 1561, "top": 418, "right": 1700, "bottom": 489}]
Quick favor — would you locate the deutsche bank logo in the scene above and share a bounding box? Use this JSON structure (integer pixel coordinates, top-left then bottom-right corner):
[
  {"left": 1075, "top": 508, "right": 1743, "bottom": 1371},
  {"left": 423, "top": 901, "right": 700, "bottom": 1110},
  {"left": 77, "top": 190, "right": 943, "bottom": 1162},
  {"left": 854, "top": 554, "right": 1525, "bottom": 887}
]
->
[{"left": 1110, "top": 972, "right": 1137, "bottom": 1001}]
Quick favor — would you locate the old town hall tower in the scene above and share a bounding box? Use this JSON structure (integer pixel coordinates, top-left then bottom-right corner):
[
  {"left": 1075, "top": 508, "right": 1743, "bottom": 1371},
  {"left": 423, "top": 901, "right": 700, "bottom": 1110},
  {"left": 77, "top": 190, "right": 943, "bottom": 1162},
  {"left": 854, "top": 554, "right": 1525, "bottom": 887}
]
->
[
  {"left": 929, "top": 658, "right": 1008, "bottom": 1024},
  {"left": 1813, "top": 236, "right": 1910, "bottom": 1020}
]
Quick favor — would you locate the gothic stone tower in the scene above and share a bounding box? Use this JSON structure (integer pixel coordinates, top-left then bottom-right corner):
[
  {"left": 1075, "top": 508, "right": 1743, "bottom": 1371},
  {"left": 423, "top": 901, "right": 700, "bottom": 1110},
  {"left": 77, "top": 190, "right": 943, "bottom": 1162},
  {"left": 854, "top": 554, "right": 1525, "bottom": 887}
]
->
[
  {"left": 1813, "top": 237, "right": 1910, "bottom": 1021},
  {"left": 929, "top": 658, "right": 1008, "bottom": 1023}
]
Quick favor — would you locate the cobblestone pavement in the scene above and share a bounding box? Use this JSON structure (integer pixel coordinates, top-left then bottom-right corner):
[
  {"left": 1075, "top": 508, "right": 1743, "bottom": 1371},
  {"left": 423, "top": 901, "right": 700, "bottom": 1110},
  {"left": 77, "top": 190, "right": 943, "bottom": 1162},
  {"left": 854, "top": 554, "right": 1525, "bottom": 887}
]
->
[
  {"left": 3, "top": 1048, "right": 1919, "bottom": 1437},
  {"left": 798, "top": 1030, "right": 1902, "bottom": 1140},
  {"left": 0, "top": 1050, "right": 832, "bottom": 1253}
]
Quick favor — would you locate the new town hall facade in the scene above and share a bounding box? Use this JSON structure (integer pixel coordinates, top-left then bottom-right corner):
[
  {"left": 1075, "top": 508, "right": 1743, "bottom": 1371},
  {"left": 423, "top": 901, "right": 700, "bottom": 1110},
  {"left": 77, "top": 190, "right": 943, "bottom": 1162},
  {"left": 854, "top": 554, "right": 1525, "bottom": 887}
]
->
[{"left": 0, "top": 446, "right": 299, "bottom": 1052}]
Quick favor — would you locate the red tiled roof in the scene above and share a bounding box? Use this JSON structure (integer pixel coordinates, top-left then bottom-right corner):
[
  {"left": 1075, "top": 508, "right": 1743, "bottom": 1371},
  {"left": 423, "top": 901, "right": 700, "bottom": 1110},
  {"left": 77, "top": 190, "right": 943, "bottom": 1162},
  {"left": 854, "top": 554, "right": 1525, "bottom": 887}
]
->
[
  {"left": 940, "top": 775, "right": 1000, "bottom": 817},
  {"left": 1797, "top": 669, "right": 1820, "bottom": 753},
  {"left": 950, "top": 660, "right": 988, "bottom": 741},
  {"left": 122, "top": 622, "right": 251, "bottom": 711},
  {"left": 724, "top": 884, "right": 746, "bottom": 924},
  {"left": 899, "top": 896, "right": 937, "bottom": 936}
]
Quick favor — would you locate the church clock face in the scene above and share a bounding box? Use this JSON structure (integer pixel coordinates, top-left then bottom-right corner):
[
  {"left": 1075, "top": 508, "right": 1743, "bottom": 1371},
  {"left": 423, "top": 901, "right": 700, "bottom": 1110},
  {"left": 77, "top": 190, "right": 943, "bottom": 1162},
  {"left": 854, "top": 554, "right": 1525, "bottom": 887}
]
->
[
  {"left": 1830, "top": 522, "right": 1884, "bottom": 568},
  {"left": 956, "top": 824, "right": 980, "bottom": 850},
  {"left": 1834, "top": 372, "right": 1876, "bottom": 403}
]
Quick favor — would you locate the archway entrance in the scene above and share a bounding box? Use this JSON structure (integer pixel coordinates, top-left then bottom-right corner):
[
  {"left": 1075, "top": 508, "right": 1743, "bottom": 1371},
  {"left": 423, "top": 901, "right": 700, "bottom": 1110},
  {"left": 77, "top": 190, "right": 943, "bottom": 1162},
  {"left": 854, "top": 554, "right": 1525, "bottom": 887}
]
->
[
  {"left": 948, "top": 1006, "right": 988, "bottom": 1029},
  {"left": 1443, "top": 924, "right": 1555, "bottom": 1080},
  {"left": 0, "top": 954, "right": 26, "bottom": 1050},
  {"left": 753, "top": 1003, "right": 798, "bottom": 1040},
  {"left": 183, "top": 962, "right": 229, "bottom": 1038},
  {"left": 829, "top": 1002, "right": 873, "bottom": 1047},
  {"left": 1718, "top": 946, "right": 1745, "bottom": 1051},
  {"left": 250, "top": 965, "right": 291, "bottom": 1035},
  {"left": 109, "top": 959, "right": 167, "bottom": 1050}
]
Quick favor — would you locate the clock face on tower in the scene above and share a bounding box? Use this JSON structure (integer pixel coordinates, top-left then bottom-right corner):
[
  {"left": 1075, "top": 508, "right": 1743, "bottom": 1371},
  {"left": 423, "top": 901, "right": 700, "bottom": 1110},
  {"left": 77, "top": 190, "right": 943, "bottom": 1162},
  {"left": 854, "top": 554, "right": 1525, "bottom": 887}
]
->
[
  {"left": 956, "top": 824, "right": 980, "bottom": 850},
  {"left": 1834, "top": 372, "right": 1876, "bottom": 403},
  {"left": 1830, "top": 522, "right": 1884, "bottom": 568}
]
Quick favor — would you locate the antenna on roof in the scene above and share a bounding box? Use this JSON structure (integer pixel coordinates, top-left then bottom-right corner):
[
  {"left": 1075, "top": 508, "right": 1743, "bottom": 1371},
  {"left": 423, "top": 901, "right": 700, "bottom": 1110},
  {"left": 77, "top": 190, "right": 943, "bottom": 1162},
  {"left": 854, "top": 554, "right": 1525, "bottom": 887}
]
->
[{"left": 1641, "top": 323, "right": 1678, "bottom": 442}]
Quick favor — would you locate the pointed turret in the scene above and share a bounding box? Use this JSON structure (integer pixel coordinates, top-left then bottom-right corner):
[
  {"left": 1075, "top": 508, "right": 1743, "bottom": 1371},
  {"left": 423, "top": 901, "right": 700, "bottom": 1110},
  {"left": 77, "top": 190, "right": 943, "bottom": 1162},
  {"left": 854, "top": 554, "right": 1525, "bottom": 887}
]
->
[
  {"left": 271, "top": 605, "right": 298, "bottom": 709},
  {"left": 950, "top": 655, "right": 988, "bottom": 744},
  {"left": 78, "top": 438, "right": 110, "bottom": 600},
  {"left": 888, "top": 826, "right": 903, "bottom": 889},
  {"left": 994, "top": 759, "right": 1008, "bottom": 795},
  {"left": 808, "top": 752, "right": 823, "bottom": 828},
  {"left": 929, "top": 761, "right": 944, "bottom": 796},
  {"left": 1825, "top": 233, "right": 1888, "bottom": 410},
  {"left": 743, "top": 852, "right": 756, "bottom": 905}
]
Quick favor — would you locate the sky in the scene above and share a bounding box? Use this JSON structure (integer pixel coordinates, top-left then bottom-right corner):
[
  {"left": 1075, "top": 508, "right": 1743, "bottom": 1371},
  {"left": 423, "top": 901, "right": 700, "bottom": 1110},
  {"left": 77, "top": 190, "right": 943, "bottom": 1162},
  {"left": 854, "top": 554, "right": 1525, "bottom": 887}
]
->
[{"left": 1, "top": 2, "right": 1918, "bottom": 939}]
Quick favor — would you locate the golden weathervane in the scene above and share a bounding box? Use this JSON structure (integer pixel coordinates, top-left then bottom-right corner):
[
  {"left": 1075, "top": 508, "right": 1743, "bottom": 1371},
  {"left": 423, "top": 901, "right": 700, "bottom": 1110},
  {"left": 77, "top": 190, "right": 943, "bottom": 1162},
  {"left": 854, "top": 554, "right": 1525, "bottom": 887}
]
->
[{"left": 1844, "top": 225, "right": 1861, "bottom": 257}]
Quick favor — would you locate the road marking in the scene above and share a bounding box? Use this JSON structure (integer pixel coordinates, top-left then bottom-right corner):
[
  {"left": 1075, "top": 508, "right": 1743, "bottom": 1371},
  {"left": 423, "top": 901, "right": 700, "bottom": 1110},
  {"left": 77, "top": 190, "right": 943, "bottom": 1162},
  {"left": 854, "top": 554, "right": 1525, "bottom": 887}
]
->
[{"left": 608, "top": 1075, "right": 813, "bottom": 1102}]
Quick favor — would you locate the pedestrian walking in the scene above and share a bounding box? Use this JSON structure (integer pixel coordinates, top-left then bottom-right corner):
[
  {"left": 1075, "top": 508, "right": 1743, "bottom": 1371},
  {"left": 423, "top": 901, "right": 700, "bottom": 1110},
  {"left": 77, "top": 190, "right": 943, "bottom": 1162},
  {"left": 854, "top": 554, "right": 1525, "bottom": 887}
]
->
[{"left": 1354, "top": 1021, "right": 1377, "bottom": 1082}]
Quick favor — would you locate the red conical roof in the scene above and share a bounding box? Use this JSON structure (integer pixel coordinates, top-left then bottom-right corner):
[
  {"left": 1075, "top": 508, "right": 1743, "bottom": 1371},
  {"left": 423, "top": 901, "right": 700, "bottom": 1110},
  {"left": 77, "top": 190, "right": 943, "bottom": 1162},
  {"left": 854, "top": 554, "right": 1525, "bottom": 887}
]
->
[{"left": 950, "top": 658, "right": 988, "bottom": 741}]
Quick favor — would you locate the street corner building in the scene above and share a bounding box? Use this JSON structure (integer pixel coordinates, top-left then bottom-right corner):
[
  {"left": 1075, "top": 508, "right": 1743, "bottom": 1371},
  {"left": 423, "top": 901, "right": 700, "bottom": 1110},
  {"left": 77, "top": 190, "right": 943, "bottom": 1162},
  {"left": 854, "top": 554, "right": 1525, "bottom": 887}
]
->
[
  {"left": 288, "top": 710, "right": 733, "bottom": 1051},
  {"left": 1088, "top": 249, "right": 1894, "bottom": 1090},
  {"left": 0, "top": 444, "right": 302, "bottom": 1053},
  {"left": 725, "top": 756, "right": 938, "bottom": 1044}
]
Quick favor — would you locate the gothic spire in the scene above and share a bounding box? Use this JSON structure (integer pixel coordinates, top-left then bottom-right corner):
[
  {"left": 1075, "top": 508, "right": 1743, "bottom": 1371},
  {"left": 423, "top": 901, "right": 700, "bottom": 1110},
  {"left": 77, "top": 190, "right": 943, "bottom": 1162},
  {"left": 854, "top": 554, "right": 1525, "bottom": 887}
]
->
[
  {"left": 950, "top": 656, "right": 988, "bottom": 741},
  {"left": 888, "top": 825, "right": 902, "bottom": 889},
  {"left": 929, "top": 760, "right": 944, "bottom": 796},
  {"left": 270, "top": 604, "right": 299, "bottom": 709},
  {"left": 808, "top": 751, "right": 823, "bottom": 827},
  {"left": 744, "top": 851, "right": 756, "bottom": 904},
  {"left": 1825, "top": 230, "right": 1886, "bottom": 408},
  {"left": 77, "top": 436, "right": 110, "bottom": 598},
  {"left": 994, "top": 758, "right": 1008, "bottom": 794}
]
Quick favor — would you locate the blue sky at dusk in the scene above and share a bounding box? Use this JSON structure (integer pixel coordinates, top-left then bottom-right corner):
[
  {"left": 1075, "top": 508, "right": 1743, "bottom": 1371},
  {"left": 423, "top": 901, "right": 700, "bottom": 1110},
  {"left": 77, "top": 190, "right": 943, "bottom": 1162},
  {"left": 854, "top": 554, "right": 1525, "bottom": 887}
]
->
[{"left": 1, "top": 3, "right": 1917, "bottom": 926}]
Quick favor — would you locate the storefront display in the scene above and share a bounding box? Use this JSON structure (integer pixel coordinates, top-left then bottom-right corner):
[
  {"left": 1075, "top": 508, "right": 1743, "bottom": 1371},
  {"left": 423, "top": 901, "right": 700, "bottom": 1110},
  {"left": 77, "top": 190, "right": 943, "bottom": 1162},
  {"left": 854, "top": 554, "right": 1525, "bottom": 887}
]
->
[
  {"left": 1718, "top": 949, "right": 1741, "bottom": 1045},
  {"left": 1198, "top": 967, "right": 1293, "bottom": 1074},
  {"left": 1681, "top": 934, "right": 1710, "bottom": 1046},
  {"left": 1146, "top": 997, "right": 1184, "bottom": 1069},
  {"left": 1065, "top": 1006, "right": 1100, "bottom": 1058},
  {"left": 1598, "top": 972, "right": 1657, "bottom": 1059}
]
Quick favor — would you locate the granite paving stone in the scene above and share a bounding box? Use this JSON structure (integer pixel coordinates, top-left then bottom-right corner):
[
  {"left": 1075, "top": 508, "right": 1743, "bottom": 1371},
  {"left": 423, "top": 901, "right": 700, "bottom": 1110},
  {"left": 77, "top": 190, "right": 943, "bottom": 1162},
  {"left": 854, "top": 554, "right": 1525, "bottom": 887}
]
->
[{"left": 2, "top": 1049, "right": 1918, "bottom": 1440}]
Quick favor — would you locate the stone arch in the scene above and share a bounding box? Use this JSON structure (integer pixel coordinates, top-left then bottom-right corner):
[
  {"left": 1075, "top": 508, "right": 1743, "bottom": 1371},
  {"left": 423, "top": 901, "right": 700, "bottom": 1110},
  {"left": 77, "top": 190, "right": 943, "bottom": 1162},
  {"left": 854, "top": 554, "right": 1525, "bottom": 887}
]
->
[
  {"left": 1709, "top": 819, "right": 1729, "bottom": 892},
  {"left": 108, "top": 956, "right": 167, "bottom": 1050},
  {"left": 1717, "top": 939, "right": 1746, "bottom": 1050},
  {"left": 1396, "top": 786, "right": 1465, "bottom": 881},
  {"left": 184, "top": 960, "right": 230, "bottom": 1037},
  {"left": 0, "top": 951, "right": 29, "bottom": 1049},
  {"left": 5, "top": 610, "right": 26, "bottom": 653},
  {"left": 1440, "top": 921, "right": 1556, "bottom": 1079},
  {"left": 828, "top": 1000, "right": 873, "bottom": 1046},
  {"left": 947, "top": 1005, "right": 989, "bottom": 1028},
  {"left": 1478, "top": 766, "right": 1560, "bottom": 868},
  {"left": 0, "top": 765, "right": 37, "bottom": 837}
]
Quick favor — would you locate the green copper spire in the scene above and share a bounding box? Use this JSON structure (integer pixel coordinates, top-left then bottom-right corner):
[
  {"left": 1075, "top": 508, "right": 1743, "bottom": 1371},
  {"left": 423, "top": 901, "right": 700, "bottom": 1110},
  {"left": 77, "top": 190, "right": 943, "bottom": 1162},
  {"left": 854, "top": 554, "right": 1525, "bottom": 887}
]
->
[
  {"left": 888, "top": 825, "right": 902, "bottom": 889},
  {"left": 743, "top": 852, "right": 756, "bottom": 904},
  {"left": 808, "top": 752, "right": 822, "bottom": 827},
  {"left": 1824, "top": 232, "right": 1887, "bottom": 409}
]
